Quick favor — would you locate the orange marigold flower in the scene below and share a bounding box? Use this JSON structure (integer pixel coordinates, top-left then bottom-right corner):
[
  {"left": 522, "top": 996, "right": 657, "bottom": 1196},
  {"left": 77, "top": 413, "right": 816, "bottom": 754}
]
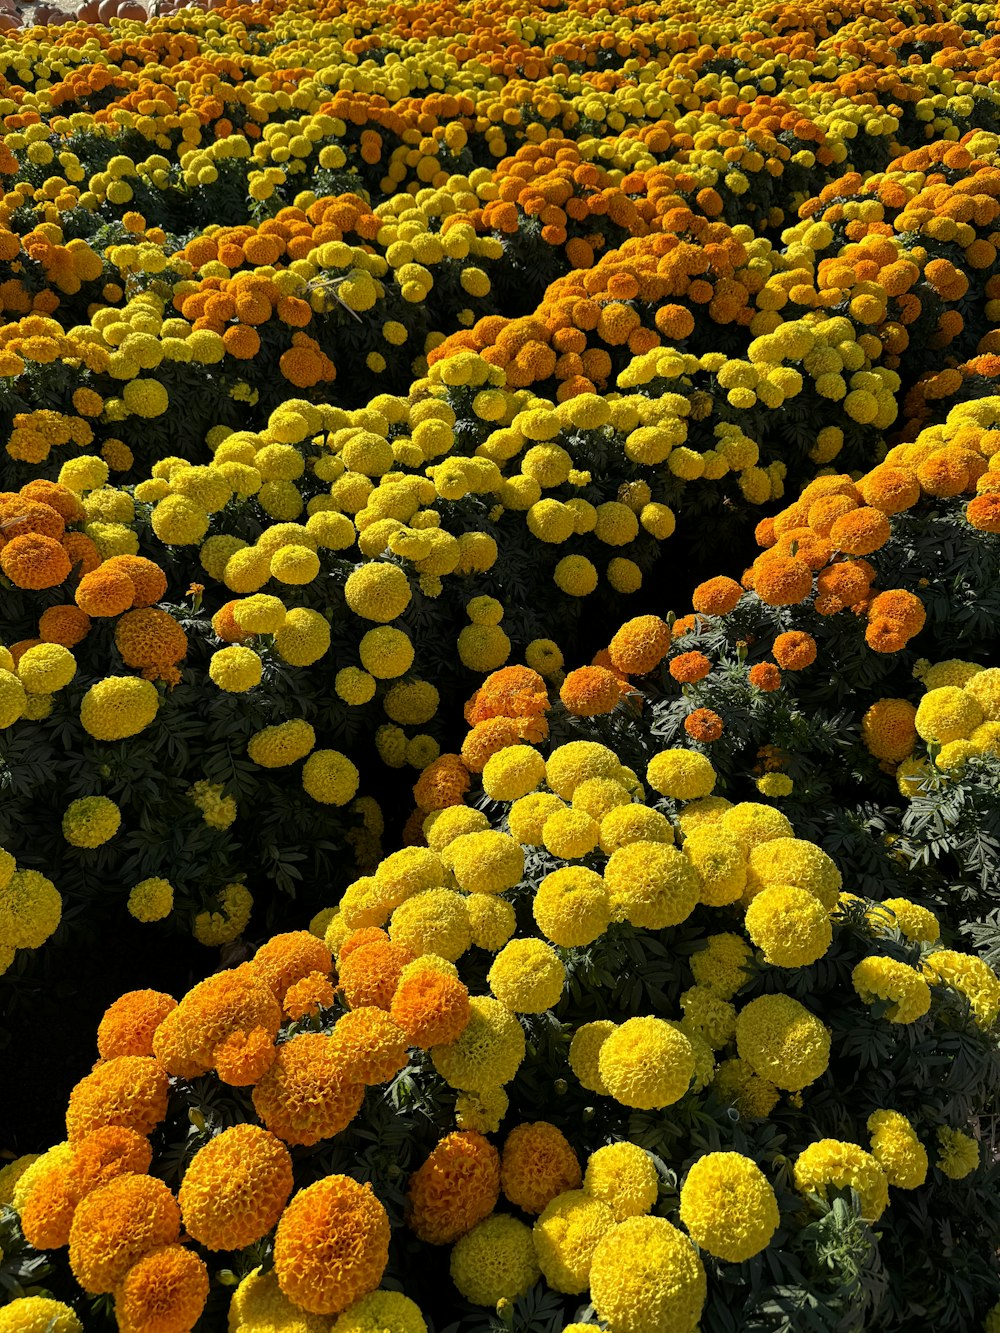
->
[
  {"left": 462, "top": 717, "right": 527, "bottom": 774},
  {"left": 857, "top": 466, "right": 920, "bottom": 514},
  {"left": 967, "top": 493, "right": 1000, "bottom": 533},
  {"left": 390, "top": 969, "right": 471, "bottom": 1048},
  {"left": 559, "top": 666, "right": 622, "bottom": 716},
  {"left": 867, "top": 589, "right": 926, "bottom": 638},
  {"left": 97, "top": 990, "right": 178, "bottom": 1060},
  {"left": 749, "top": 662, "right": 782, "bottom": 692},
  {"left": 329, "top": 1007, "right": 409, "bottom": 1085},
  {"left": 608, "top": 615, "right": 671, "bottom": 675},
  {"left": 19, "top": 479, "right": 86, "bottom": 523},
  {"left": 38, "top": 603, "right": 91, "bottom": 647},
  {"left": 253, "top": 931, "right": 333, "bottom": 1003},
  {"left": 465, "top": 666, "right": 549, "bottom": 725},
  {"left": 338, "top": 938, "right": 414, "bottom": 1010},
  {"left": 772, "top": 631, "right": 817, "bottom": 671},
  {"left": 62, "top": 531, "right": 102, "bottom": 576},
  {"left": 684, "top": 707, "right": 724, "bottom": 742},
  {"left": 865, "top": 620, "right": 909, "bottom": 654},
  {"left": 179, "top": 1125, "right": 293, "bottom": 1252},
  {"left": 152, "top": 964, "right": 282, "bottom": 1079},
  {"left": 66, "top": 1056, "right": 169, "bottom": 1143},
  {"left": 692, "top": 576, "right": 743, "bottom": 616},
  {"left": 211, "top": 600, "right": 250, "bottom": 643},
  {"left": 0, "top": 532, "right": 71, "bottom": 589},
  {"left": 284, "top": 971, "right": 336, "bottom": 1020},
  {"left": 102, "top": 555, "right": 168, "bottom": 607},
  {"left": 69, "top": 1126, "right": 153, "bottom": 1200},
  {"left": 338, "top": 927, "right": 389, "bottom": 962},
  {"left": 213, "top": 1025, "right": 277, "bottom": 1086},
  {"left": 252, "top": 1033, "right": 365, "bottom": 1146},
  {"left": 862, "top": 699, "right": 918, "bottom": 762},
  {"left": 815, "top": 561, "right": 872, "bottom": 610},
  {"left": 114, "top": 1244, "right": 209, "bottom": 1333},
  {"left": 829, "top": 508, "right": 891, "bottom": 557},
  {"left": 69, "top": 1174, "right": 180, "bottom": 1294},
  {"left": 408, "top": 1131, "right": 500, "bottom": 1245},
  {"left": 20, "top": 1169, "right": 79, "bottom": 1251},
  {"left": 500, "top": 1121, "right": 581, "bottom": 1215},
  {"left": 115, "top": 609, "right": 188, "bottom": 670},
  {"left": 752, "top": 555, "right": 813, "bottom": 607},
  {"left": 413, "top": 753, "right": 471, "bottom": 812},
  {"left": 669, "top": 651, "right": 711, "bottom": 684},
  {"left": 76, "top": 566, "right": 135, "bottom": 617},
  {"left": 274, "top": 1176, "right": 389, "bottom": 1315}
]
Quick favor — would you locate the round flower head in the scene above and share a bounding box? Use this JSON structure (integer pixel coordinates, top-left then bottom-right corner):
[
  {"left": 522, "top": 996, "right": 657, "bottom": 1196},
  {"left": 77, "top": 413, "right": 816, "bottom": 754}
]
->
[
  {"left": 589, "top": 1215, "right": 706, "bottom": 1333},
  {"left": 646, "top": 750, "right": 716, "bottom": 800},
  {"left": 501, "top": 1121, "right": 581, "bottom": 1215},
  {"left": 446, "top": 830, "right": 523, "bottom": 894},
  {"left": 915, "top": 686, "right": 983, "bottom": 745},
  {"left": 252, "top": 1033, "right": 365, "bottom": 1146},
  {"left": 546, "top": 741, "right": 624, "bottom": 799},
  {"left": 604, "top": 842, "right": 700, "bottom": 929},
  {"left": 936, "top": 1126, "right": 980, "bottom": 1180},
  {"left": 17, "top": 643, "right": 76, "bottom": 695},
  {"left": 583, "top": 1142, "right": 659, "bottom": 1220},
  {"left": 431, "top": 995, "right": 526, "bottom": 1092},
  {"left": 488, "top": 938, "right": 565, "bottom": 1013},
  {"left": 533, "top": 866, "right": 610, "bottom": 947},
  {"left": 274, "top": 1176, "right": 389, "bottom": 1315},
  {"left": 62, "top": 795, "right": 121, "bottom": 849},
  {"left": 450, "top": 1214, "right": 540, "bottom": 1306},
  {"left": 747, "top": 838, "right": 842, "bottom": 910},
  {"left": 679, "top": 1152, "right": 779, "bottom": 1261},
  {"left": 179, "top": 1125, "right": 293, "bottom": 1251},
  {"left": 482, "top": 745, "right": 546, "bottom": 801},
  {"left": 69, "top": 1173, "right": 180, "bottom": 1293},
  {"left": 389, "top": 889, "right": 471, "bottom": 962},
  {"left": 683, "top": 827, "right": 747, "bottom": 907},
  {"left": 80, "top": 677, "right": 159, "bottom": 741},
  {"left": 466, "top": 894, "right": 516, "bottom": 951},
  {"left": 720, "top": 802, "right": 793, "bottom": 848},
  {"left": 852, "top": 956, "right": 931, "bottom": 1024},
  {"left": 735, "top": 994, "right": 830, "bottom": 1091},
  {"left": 330, "top": 1008, "right": 408, "bottom": 1085},
  {"left": 598, "top": 1016, "right": 695, "bottom": 1109},
  {"left": 532, "top": 1190, "right": 616, "bottom": 1294},
  {"left": 332, "top": 1291, "right": 428, "bottom": 1333},
  {"left": 542, "top": 807, "right": 600, "bottom": 860},
  {"left": 608, "top": 615, "right": 671, "bottom": 675},
  {"left": 302, "top": 750, "right": 360, "bottom": 805},
  {"left": 344, "top": 563, "right": 411, "bottom": 622},
  {"left": 0, "top": 868, "right": 61, "bottom": 949},
  {"left": 114, "top": 1244, "right": 209, "bottom": 1333},
  {"left": 569, "top": 1019, "right": 616, "bottom": 1095},
  {"left": 599, "top": 804, "right": 673, "bottom": 853},
  {"left": 408, "top": 1131, "right": 500, "bottom": 1245},
  {"left": 229, "top": 1267, "right": 331, "bottom": 1333},
  {"left": 66, "top": 1055, "right": 169, "bottom": 1142},
  {"left": 0, "top": 1298, "right": 82, "bottom": 1333},
  {"left": 793, "top": 1139, "right": 889, "bottom": 1222},
  {"left": 97, "top": 989, "right": 176, "bottom": 1060},
  {"left": 867, "top": 1109, "right": 928, "bottom": 1189},
  {"left": 391, "top": 966, "right": 470, "bottom": 1048},
  {"left": 744, "top": 885, "right": 833, "bottom": 968}
]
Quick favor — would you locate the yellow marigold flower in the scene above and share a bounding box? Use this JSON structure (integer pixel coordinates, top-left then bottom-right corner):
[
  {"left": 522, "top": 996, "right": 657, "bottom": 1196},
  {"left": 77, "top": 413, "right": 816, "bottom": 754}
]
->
[
  {"left": 0, "top": 1153, "right": 42, "bottom": 1208},
  {"left": 179, "top": 1125, "right": 293, "bottom": 1251},
  {"left": 923, "top": 949, "right": 1000, "bottom": 1029},
  {"left": 465, "top": 894, "right": 516, "bottom": 952},
  {"left": 747, "top": 838, "right": 843, "bottom": 910},
  {"left": 533, "top": 1189, "right": 615, "bottom": 1294},
  {"left": 679, "top": 1152, "right": 779, "bottom": 1261},
  {"left": 744, "top": 884, "right": 832, "bottom": 968},
  {"left": 546, "top": 740, "right": 623, "bottom": 799},
  {"left": 482, "top": 745, "right": 546, "bottom": 801},
  {"left": 0, "top": 1298, "right": 82, "bottom": 1333},
  {"left": 247, "top": 719, "right": 316, "bottom": 768},
  {"left": 431, "top": 995, "right": 525, "bottom": 1092},
  {"left": 229, "top": 1264, "right": 331, "bottom": 1332},
  {"left": 915, "top": 686, "right": 983, "bottom": 744},
  {"left": 488, "top": 938, "right": 565, "bottom": 1013},
  {"left": 604, "top": 841, "right": 700, "bottom": 929},
  {"left": 344, "top": 563, "right": 411, "bottom": 622},
  {"left": 454, "top": 1084, "right": 508, "bottom": 1134},
  {"left": 646, "top": 749, "right": 716, "bottom": 800},
  {"left": 720, "top": 801, "right": 793, "bottom": 847},
  {"left": 852, "top": 956, "right": 931, "bottom": 1024},
  {"left": 114, "top": 1243, "right": 209, "bottom": 1333},
  {"left": 80, "top": 677, "right": 159, "bottom": 741},
  {"left": 964, "top": 667, "right": 1000, "bottom": 720},
  {"left": 69, "top": 1173, "right": 180, "bottom": 1293},
  {"left": 735, "top": 994, "right": 831, "bottom": 1090},
  {"left": 862, "top": 698, "right": 918, "bottom": 762},
  {"left": 501, "top": 1122, "right": 581, "bottom": 1215},
  {"left": 209, "top": 645, "right": 262, "bottom": 692},
  {"left": 359, "top": 625, "right": 414, "bottom": 678},
  {"left": 193, "top": 883, "right": 253, "bottom": 946},
  {"left": 590, "top": 1214, "right": 706, "bottom": 1333},
  {"left": 569, "top": 1019, "right": 616, "bottom": 1095},
  {"left": 935, "top": 1126, "right": 979, "bottom": 1180},
  {"left": 16, "top": 642, "right": 76, "bottom": 694},
  {"left": 408, "top": 1131, "right": 500, "bottom": 1245},
  {"left": 533, "top": 865, "right": 609, "bottom": 947},
  {"left": 599, "top": 1016, "right": 695, "bottom": 1109},
  {"left": 275, "top": 607, "right": 331, "bottom": 667},
  {"left": 424, "top": 806, "right": 489, "bottom": 852},
  {"left": 389, "top": 889, "right": 471, "bottom": 962},
  {"left": 867, "top": 1109, "right": 928, "bottom": 1189},
  {"left": 683, "top": 827, "right": 746, "bottom": 906},
  {"left": 274, "top": 1176, "right": 389, "bottom": 1315},
  {"left": 332, "top": 1291, "right": 428, "bottom": 1333},
  {"left": 302, "top": 750, "right": 359, "bottom": 805},
  {"left": 446, "top": 830, "right": 523, "bottom": 894},
  {"left": 680, "top": 985, "right": 737, "bottom": 1050},
  {"left": 793, "top": 1139, "right": 888, "bottom": 1222},
  {"left": 542, "top": 806, "right": 600, "bottom": 859},
  {"left": 583, "top": 1142, "right": 658, "bottom": 1221},
  {"left": 599, "top": 803, "right": 673, "bottom": 853},
  {"left": 0, "top": 868, "right": 62, "bottom": 949},
  {"left": 450, "top": 1214, "right": 539, "bottom": 1307},
  {"left": 878, "top": 897, "right": 939, "bottom": 944}
]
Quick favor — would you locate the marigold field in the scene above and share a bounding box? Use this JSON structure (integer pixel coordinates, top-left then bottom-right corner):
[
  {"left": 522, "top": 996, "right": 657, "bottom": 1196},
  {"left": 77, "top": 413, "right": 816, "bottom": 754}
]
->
[{"left": 3, "top": 0, "right": 1000, "bottom": 1327}]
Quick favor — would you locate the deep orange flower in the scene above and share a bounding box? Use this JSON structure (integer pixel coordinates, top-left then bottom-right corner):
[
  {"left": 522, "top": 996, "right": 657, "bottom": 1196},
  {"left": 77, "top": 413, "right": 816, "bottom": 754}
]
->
[
  {"left": 669, "top": 651, "right": 711, "bottom": 684},
  {"left": 559, "top": 666, "right": 622, "bottom": 716},
  {"left": 748, "top": 663, "right": 782, "bottom": 692},
  {"left": 252, "top": 1033, "right": 364, "bottom": 1146},
  {"left": 500, "top": 1121, "right": 581, "bottom": 1215},
  {"left": 772, "top": 632, "right": 817, "bottom": 671},
  {"left": 253, "top": 930, "right": 333, "bottom": 1003},
  {"left": 408, "top": 1131, "right": 500, "bottom": 1244},
  {"left": 114, "top": 1244, "right": 209, "bottom": 1333},
  {"left": 684, "top": 708, "right": 724, "bottom": 742},
  {"left": 97, "top": 990, "right": 177, "bottom": 1060},
  {"left": 691, "top": 576, "right": 743, "bottom": 616},
  {"left": 390, "top": 969, "right": 471, "bottom": 1048},
  {"left": 274, "top": 1176, "right": 389, "bottom": 1315},
  {"left": 179, "top": 1124, "right": 293, "bottom": 1251}
]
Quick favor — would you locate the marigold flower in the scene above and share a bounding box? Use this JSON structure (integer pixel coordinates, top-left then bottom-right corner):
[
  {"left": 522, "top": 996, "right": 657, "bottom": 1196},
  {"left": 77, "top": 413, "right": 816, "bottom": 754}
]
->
[
  {"left": 391, "top": 967, "right": 471, "bottom": 1048},
  {"left": 590, "top": 1214, "right": 706, "bottom": 1333},
  {"left": 98, "top": 990, "right": 177, "bottom": 1060},
  {"left": 252, "top": 930, "right": 332, "bottom": 1003},
  {"left": 450, "top": 1214, "right": 540, "bottom": 1307},
  {"left": 179, "top": 1124, "right": 293, "bottom": 1251},
  {"left": 431, "top": 994, "right": 525, "bottom": 1092},
  {"left": 408, "top": 1130, "right": 500, "bottom": 1245},
  {"left": 0, "top": 1298, "right": 82, "bottom": 1333},
  {"left": 793, "top": 1139, "right": 888, "bottom": 1222},
  {"left": 66, "top": 1055, "right": 169, "bottom": 1142},
  {"left": 533, "top": 1190, "right": 616, "bottom": 1295},
  {"left": 501, "top": 1121, "right": 581, "bottom": 1215},
  {"left": 735, "top": 994, "right": 830, "bottom": 1091},
  {"left": 274, "top": 1176, "right": 389, "bottom": 1315},
  {"left": 679, "top": 1152, "right": 779, "bottom": 1261},
  {"left": 684, "top": 707, "right": 724, "bottom": 742},
  {"left": 69, "top": 1173, "right": 180, "bottom": 1293},
  {"left": 252, "top": 1033, "right": 365, "bottom": 1146},
  {"left": 608, "top": 615, "right": 671, "bottom": 675},
  {"left": 559, "top": 665, "right": 622, "bottom": 716},
  {"left": 330, "top": 1007, "right": 409, "bottom": 1085}
]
